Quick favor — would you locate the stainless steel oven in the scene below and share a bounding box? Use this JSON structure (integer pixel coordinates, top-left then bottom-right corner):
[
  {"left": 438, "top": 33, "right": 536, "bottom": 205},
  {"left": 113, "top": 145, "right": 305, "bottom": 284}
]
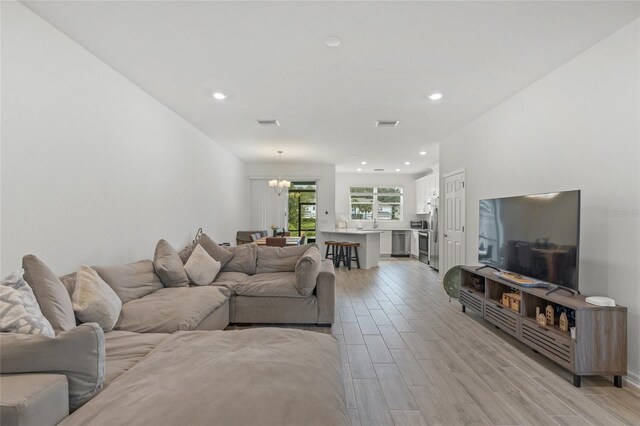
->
[{"left": 418, "top": 232, "right": 429, "bottom": 264}]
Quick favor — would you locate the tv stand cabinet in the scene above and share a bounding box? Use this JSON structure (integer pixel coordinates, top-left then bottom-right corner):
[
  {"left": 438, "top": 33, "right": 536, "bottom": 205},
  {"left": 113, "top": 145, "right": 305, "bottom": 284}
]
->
[{"left": 459, "top": 266, "right": 627, "bottom": 387}]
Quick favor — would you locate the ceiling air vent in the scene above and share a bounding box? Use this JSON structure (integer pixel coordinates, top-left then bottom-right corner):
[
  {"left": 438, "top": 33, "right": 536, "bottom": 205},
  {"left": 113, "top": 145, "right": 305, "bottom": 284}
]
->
[
  {"left": 257, "top": 120, "right": 280, "bottom": 127},
  {"left": 374, "top": 168, "right": 385, "bottom": 172},
  {"left": 376, "top": 120, "right": 399, "bottom": 127}
]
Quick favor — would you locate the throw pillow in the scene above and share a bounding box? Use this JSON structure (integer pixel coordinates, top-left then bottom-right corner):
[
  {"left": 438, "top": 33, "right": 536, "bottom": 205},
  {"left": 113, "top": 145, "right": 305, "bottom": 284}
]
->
[
  {"left": 198, "top": 234, "right": 233, "bottom": 268},
  {"left": 184, "top": 245, "right": 222, "bottom": 286},
  {"left": 22, "top": 255, "right": 76, "bottom": 334},
  {"left": 154, "top": 239, "right": 190, "bottom": 287},
  {"left": 0, "top": 270, "right": 55, "bottom": 337},
  {"left": 294, "top": 246, "right": 322, "bottom": 296},
  {"left": 72, "top": 266, "right": 122, "bottom": 332}
]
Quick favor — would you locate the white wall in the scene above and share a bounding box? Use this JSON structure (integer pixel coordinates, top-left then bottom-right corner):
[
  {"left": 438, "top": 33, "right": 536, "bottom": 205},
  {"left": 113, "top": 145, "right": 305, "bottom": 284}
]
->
[
  {"left": 335, "top": 173, "right": 422, "bottom": 229},
  {"left": 246, "top": 162, "right": 335, "bottom": 248},
  {"left": 440, "top": 19, "right": 640, "bottom": 382},
  {"left": 1, "top": 2, "right": 247, "bottom": 275}
]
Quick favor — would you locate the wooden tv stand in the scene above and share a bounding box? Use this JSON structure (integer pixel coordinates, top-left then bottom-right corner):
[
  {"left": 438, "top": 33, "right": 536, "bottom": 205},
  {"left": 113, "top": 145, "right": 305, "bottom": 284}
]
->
[{"left": 459, "top": 266, "right": 627, "bottom": 387}]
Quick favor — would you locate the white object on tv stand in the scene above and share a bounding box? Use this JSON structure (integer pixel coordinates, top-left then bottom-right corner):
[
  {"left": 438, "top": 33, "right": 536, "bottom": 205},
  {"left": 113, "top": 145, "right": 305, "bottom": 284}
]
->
[{"left": 585, "top": 296, "right": 616, "bottom": 307}]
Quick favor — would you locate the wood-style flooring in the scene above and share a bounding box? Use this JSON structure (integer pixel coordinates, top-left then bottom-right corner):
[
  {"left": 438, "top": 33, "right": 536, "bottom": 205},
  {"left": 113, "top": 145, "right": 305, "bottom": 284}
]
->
[{"left": 228, "top": 258, "right": 640, "bottom": 426}]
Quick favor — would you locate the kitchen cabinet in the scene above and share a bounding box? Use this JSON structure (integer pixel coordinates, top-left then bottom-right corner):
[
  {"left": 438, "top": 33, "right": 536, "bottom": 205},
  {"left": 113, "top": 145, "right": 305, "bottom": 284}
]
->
[
  {"left": 415, "top": 177, "right": 428, "bottom": 214},
  {"left": 380, "top": 231, "right": 392, "bottom": 255},
  {"left": 411, "top": 231, "right": 419, "bottom": 258}
]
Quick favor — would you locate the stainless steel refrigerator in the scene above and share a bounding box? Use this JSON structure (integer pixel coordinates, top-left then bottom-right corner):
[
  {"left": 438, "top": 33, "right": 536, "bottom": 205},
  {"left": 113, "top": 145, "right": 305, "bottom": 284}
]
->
[{"left": 428, "top": 198, "right": 439, "bottom": 271}]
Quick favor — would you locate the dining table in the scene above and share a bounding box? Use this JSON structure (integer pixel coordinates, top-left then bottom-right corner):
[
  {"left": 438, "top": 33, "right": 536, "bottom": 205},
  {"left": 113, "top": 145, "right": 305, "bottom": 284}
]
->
[{"left": 253, "top": 236, "right": 304, "bottom": 246}]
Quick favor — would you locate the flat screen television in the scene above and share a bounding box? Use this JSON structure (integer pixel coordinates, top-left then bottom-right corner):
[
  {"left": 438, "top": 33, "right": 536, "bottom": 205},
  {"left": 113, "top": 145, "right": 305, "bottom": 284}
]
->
[{"left": 478, "top": 190, "right": 580, "bottom": 292}]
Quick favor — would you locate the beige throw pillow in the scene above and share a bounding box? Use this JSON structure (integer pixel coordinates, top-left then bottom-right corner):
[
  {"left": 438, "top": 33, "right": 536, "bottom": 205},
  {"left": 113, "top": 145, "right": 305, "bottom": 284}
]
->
[
  {"left": 72, "top": 266, "right": 122, "bottom": 331},
  {"left": 184, "top": 245, "right": 221, "bottom": 286},
  {"left": 154, "top": 239, "right": 190, "bottom": 287}
]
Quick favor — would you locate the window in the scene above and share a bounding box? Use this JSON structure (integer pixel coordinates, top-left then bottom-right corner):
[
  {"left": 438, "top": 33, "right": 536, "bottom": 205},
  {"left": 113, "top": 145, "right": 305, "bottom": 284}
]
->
[
  {"left": 350, "top": 186, "right": 402, "bottom": 221},
  {"left": 288, "top": 182, "right": 317, "bottom": 240}
]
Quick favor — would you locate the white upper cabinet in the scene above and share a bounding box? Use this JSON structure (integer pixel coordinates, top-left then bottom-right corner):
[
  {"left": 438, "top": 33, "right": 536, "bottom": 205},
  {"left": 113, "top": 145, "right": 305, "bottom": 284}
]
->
[
  {"left": 415, "top": 163, "right": 439, "bottom": 214},
  {"left": 415, "top": 177, "right": 428, "bottom": 214}
]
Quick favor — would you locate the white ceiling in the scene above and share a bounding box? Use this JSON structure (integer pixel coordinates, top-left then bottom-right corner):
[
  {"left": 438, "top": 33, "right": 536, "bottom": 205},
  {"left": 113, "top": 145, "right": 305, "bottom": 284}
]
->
[{"left": 23, "top": 1, "right": 640, "bottom": 174}]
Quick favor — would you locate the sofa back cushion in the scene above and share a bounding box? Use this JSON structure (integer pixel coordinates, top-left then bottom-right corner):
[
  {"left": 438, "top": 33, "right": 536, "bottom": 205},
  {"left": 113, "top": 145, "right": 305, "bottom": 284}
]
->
[
  {"left": 22, "top": 255, "right": 76, "bottom": 334},
  {"left": 222, "top": 244, "right": 258, "bottom": 275},
  {"left": 256, "top": 244, "right": 318, "bottom": 274},
  {"left": 1, "top": 270, "right": 55, "bottom": 337},
  {"left": 294, "top": 246, "right": 322, "bottom": 296},
  {"left": 93, "top": 260, "right": 163, "bottom": 304},
  {"left": 153, "top": 239, "right": 189, "bottom": 287}
]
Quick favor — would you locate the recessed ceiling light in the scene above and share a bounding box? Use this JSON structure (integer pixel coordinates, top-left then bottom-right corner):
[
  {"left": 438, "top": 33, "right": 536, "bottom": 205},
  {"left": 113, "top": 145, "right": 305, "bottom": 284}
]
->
[
  {"left": 395, "top": 168, "right": 400, "bottom": 172},
  {"left": 376, "top": 120, "right": 400, "bottom": 127},
  {"left": 212, "top": 92, "right": 227, "bottom": 100},
  {"left": 404, "top": 161, "right": 411, "bottom": 165},
  {"left": 325, "top": 36, "right": 341, "bottom": 47},
  {"left": 419, "top": 151, "right": 427, "bottom": 156},
  {"left": 361, "top": 161, "right": 367, "bottom": 165},
  {"left": 428, "top": 93, "right": 442, "bottom": 101},
  {"left": 356, "top": 168, "right": 362, "bottom": 172},
  {"left": 257, "top": 120, "right": 280, "bottom": 126}
]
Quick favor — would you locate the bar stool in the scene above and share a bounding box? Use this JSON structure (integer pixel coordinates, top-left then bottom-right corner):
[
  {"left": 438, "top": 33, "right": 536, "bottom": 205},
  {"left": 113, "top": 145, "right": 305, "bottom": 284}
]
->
[
  {"left": 324, "top": 241, "right": 338, "bottom": 265},
  {"left": 344, "top": 242, "right": 361, "bottom": 270}
]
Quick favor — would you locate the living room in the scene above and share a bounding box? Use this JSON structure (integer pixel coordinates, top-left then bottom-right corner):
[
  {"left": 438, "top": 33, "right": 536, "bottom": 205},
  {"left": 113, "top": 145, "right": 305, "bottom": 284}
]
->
[{"left": 1, "top": 1, "right": 639, "bottom": 426}]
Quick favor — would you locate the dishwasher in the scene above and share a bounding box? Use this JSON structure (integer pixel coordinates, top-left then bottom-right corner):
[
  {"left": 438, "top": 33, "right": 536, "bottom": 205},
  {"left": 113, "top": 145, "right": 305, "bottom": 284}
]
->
[{"left": 391, "top": 231, "right": 411, "bottom": 257}]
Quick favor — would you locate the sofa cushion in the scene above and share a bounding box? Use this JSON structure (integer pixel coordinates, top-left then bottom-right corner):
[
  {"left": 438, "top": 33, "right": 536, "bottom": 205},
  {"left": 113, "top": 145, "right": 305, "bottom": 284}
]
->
[
  {"left": 1, "top": 270, "right": 55, "bottom": 337},
  {"left": 72, "top": 266, "right": 122, "bottom": 332},
  {"left": 214, "top": 271, "right": 250, "bottom": 284},
  {"left": 22, "top": 255, "right": 76, "bottom": 334},
  {"left": 198, "top": 234, "right": 233, "bottom": 268},
  {"left": 0, "top": 374, "right": 69, "bottom": 426},
  {"left": 93, "top": 260, "right": 163, "bottom": 305},
  {"left": 295, "top": 246, "right": 322, "bottom": 296},
  {"left": 61, "top": 329, "right": 349, "bottom": 426},
  {"left": 153, "top": 240, "right": 189, "bottom": 288},
  {"left": 234, "top": 272, "right": 306, "bottom": 298},
  {"left": 114, "top": 286, "right": 228, "bottom": 333},
  {"left": 104, "top": 331, "right": 168, "bottom": 386},
  {"left": 184, "top": 245, "right": 221, "bottom": 286},
  {"left": 0, "top": 323, "right": 105, "bottom": 411},
  {"left": 222, "top": 244, "right": 257, "bottom": 275},
  {"left": 256, "top": 244, "right": 317, "bottom": 274}
]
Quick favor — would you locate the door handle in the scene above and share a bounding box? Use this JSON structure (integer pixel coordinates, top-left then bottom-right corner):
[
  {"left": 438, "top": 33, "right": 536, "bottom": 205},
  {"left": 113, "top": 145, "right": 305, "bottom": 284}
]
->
[{"left": 444, "top": 233, "right": 448, "bottom": 237}]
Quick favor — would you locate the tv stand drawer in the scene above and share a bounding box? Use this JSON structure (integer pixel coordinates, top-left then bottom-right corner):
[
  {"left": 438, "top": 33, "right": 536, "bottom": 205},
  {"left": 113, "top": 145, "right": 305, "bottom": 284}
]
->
[
  {"left": 484, "top": 300, "right": 519, "bottom": 338},
  {"left": 521, "top": 319, "right": 573, "bottom": 370},
  {"left": 460, "top": 287, "right": 483, "bottom": 315}
]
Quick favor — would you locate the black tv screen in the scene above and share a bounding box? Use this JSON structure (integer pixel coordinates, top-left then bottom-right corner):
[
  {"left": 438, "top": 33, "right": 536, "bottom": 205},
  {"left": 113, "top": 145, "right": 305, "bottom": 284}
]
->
[{"left": 478, "top": 190, "right": 580, "bottom": 290}]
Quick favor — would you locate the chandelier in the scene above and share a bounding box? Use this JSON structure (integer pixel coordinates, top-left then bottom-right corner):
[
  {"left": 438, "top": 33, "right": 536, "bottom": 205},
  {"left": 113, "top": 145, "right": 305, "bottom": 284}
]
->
[{"left": 269, "top": 150, "right": 291, "bottom": 196}]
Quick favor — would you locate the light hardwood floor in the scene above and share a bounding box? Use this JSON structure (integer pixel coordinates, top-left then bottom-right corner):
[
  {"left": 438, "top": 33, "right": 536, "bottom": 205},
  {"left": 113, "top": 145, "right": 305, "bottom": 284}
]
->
[{"left": 230, "top": 258, "right": 640, "bottom": 426}]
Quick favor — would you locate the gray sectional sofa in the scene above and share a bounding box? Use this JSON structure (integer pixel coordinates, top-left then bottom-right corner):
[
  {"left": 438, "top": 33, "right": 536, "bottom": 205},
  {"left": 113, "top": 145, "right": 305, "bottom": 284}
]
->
[{"left": 0, "top": 240, "right": 344, "bottom": 426}]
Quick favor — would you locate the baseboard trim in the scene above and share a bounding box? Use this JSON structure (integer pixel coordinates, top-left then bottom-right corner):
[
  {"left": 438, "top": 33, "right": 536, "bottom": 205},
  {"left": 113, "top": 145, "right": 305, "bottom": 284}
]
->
[{"left": 626, "top": 370, "right": 640, "bottom": 388}]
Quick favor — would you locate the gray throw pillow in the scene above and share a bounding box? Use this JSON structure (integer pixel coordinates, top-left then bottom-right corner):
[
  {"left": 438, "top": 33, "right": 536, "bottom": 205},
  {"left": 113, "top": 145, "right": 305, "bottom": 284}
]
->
[
  {"left": 154, "top": 239, "right": 190, "bottom": 287},
  {"left": 198, "top": 234, "right": 233, "bottom": 268},
  {"left": 22, "top": 255, "right": 76, "bottom": 334},
  {"left": 294, "top": 246, "right": 322, "bottom": 296},
  {"left": 0, "top": 270, "right": 55, "bottom": 337}
]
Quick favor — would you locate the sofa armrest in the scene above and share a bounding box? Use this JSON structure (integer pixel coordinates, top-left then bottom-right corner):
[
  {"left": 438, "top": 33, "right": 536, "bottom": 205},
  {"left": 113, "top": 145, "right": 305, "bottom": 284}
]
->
[
  {"left": 315, "top": 260, "right": 335, "bottom": 324},
  {"left": 1, "top": 374, "right": 69, "bottom": 426},
  {"left": 0, "top": 323, "right": 105, "bottom": 411}
]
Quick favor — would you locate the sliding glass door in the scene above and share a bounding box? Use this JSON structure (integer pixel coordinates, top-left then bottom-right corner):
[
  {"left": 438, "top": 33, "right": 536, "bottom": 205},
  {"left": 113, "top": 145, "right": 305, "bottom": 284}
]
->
[{"left": 288, "top": 182, "right": 316, "bottom": 242}]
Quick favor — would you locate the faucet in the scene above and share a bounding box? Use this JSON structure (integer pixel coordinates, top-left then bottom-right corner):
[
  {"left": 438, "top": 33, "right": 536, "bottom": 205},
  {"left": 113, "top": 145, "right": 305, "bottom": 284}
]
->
[{"left": 373, "top": 218, "right": 378, "bottom": 229}]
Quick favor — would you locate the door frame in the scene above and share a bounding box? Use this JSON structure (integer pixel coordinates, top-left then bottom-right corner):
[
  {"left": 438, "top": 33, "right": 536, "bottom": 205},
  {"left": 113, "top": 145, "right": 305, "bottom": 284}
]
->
[{"left": 440, "top": 168, "right": 466, "bottom": 279}]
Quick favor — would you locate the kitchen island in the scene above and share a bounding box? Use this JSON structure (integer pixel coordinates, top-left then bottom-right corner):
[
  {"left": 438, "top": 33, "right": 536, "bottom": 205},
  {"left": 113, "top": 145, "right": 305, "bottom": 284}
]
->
[{"left": 319, "top": 229, "right": 384, "bottom": 269}]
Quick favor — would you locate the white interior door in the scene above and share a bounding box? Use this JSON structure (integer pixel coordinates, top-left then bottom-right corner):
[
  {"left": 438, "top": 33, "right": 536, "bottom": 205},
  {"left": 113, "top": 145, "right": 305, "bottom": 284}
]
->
[{"left": 442, "top": 170, "right": 465, "bottom": 274}]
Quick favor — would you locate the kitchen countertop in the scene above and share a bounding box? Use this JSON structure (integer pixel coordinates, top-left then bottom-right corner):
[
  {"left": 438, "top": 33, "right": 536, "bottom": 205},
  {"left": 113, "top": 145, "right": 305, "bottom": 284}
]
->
[{"left": 320, "top": 229, "right": 385, "bottom": 235}]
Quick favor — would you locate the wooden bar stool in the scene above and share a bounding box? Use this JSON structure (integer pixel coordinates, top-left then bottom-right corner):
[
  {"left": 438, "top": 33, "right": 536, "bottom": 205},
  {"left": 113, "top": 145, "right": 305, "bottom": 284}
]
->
[
  {"left": 324, "top": 241, "right": 338, "bottom": 265},
  {"left": 346, "top": 242, "right": 361, "bottom": 270}
]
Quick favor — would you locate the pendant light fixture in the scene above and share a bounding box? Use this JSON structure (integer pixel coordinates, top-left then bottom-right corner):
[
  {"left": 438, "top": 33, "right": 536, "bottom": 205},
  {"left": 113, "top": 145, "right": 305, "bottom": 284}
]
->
[{"left": 269, "top": 150, "right": 291, "bottom": 196}]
